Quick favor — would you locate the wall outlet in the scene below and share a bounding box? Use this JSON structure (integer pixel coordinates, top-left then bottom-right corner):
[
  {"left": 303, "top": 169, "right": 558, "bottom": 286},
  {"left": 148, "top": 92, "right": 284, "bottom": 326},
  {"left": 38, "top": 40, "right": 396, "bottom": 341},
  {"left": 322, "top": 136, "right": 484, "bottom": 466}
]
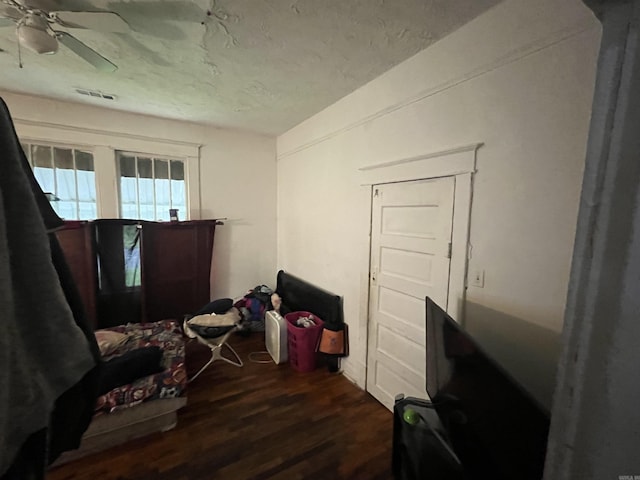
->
[{"left": 470, "top": 269, "right": 485, "bottom": 288}]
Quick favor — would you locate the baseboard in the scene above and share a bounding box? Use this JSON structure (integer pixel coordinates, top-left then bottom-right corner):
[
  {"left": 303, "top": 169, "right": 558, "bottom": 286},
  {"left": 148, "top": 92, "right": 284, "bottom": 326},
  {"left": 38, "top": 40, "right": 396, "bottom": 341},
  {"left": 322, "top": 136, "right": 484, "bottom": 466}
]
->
[{"left": 342, "top": 358, "right": 366, "bottom": 389}]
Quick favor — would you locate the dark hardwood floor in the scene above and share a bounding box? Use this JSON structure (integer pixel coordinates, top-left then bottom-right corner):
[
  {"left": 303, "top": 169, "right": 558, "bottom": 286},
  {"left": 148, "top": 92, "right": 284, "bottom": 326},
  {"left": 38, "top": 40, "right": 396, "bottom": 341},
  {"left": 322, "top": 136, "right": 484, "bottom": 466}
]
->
[{"left": 48, "top": 332, "right": 394, "bottom": 480}]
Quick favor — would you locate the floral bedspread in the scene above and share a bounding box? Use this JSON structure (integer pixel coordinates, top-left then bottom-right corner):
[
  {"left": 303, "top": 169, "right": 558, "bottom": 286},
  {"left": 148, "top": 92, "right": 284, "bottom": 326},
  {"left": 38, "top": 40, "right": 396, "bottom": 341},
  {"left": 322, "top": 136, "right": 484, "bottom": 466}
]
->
[{"left": 95, "top": 320, "right": 187, "bottom": 414}]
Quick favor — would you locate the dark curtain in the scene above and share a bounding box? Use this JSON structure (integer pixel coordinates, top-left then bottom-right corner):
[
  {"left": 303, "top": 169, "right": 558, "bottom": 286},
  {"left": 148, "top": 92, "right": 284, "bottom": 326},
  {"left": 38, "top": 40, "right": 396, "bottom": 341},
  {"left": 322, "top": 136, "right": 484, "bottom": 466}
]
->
[{"left": 94, "top": 219, "right": 143, "bottom": 328}]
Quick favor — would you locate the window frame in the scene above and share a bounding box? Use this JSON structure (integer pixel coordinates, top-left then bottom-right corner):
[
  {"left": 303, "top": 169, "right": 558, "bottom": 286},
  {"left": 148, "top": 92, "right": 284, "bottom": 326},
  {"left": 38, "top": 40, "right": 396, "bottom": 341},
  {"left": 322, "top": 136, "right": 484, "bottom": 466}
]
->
[
  {"left": 21, "top": 139, "right": 98, "bottom": 221},
  {"left": 116, "top": 150, "right": 190, "bottom": 221},
  {"left": 13, "top": 119, "right": 202, "bottom": 220}
]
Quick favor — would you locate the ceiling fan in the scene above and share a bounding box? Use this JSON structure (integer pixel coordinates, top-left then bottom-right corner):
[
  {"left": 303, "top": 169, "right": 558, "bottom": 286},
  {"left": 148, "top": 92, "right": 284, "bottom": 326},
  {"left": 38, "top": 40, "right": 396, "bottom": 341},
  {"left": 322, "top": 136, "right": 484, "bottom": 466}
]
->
[{"left": 0, "top": 0, "right": 129, "bottom": 72}]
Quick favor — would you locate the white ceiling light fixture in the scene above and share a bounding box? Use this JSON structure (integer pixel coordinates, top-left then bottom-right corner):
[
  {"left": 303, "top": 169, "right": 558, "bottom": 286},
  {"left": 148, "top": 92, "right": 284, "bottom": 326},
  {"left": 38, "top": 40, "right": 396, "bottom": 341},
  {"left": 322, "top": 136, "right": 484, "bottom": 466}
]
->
[{"left": 0, "top": 0, "right": 129, "bottom": 71}]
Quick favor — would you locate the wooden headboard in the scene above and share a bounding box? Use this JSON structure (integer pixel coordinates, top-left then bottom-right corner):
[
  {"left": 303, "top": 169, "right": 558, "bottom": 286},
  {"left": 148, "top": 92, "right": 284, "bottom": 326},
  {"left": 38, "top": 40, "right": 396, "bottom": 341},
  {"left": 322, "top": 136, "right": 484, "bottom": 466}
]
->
[{"left": 275, "top": 270, "right": 343, "bottom": 330}]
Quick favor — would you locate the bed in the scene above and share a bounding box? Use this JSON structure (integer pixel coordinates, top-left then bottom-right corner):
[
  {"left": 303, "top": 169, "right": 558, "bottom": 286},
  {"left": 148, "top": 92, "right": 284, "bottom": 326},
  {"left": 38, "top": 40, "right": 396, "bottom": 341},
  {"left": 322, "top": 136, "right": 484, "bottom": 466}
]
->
[{"left": 54, "top": 320, "right": 187, "bottom": 464}]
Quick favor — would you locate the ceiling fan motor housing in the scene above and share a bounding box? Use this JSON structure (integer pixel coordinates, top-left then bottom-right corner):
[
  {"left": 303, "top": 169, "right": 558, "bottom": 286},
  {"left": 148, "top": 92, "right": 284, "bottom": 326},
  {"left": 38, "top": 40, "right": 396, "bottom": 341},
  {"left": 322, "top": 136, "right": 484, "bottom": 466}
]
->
[
  {"left": 2, "top": 3, "right": 123, "bottom": 69},
  {"left": 17, "top": 13, "right": 58, "bottom": 54}
]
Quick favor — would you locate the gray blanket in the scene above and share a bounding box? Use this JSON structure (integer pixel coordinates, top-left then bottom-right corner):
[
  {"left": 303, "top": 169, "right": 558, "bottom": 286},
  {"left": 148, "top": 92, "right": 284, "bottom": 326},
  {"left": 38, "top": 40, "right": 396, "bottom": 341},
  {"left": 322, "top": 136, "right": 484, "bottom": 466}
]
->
[{"left": 0, "top": 99, "right": 95, "bottom": 475}]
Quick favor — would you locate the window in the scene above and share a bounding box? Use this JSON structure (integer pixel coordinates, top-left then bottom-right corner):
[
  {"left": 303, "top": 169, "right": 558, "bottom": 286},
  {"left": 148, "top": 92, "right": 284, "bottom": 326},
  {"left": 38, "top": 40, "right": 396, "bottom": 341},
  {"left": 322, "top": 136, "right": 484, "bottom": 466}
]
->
[
  {"left": 117, "top": 152, "right": 187, "bottom": 221},
  {"left": 22, "top": 142, "right": 97, "bottom": 220}
]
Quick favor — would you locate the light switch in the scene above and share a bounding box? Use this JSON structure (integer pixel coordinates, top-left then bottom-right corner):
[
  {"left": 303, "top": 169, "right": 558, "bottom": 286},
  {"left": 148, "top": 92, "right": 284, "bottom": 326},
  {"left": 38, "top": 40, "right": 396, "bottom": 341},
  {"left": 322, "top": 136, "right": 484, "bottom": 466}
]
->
[{"left": 470, "top": 269, "right": 485, "bottom": 288}]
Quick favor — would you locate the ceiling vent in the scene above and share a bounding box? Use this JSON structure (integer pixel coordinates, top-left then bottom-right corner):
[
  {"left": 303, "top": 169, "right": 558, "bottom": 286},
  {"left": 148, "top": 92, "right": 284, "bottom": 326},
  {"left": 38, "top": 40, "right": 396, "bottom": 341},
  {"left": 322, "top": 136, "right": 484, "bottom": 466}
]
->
[{"left": 75, "top": 88, "right": 117, "bottom": 101}]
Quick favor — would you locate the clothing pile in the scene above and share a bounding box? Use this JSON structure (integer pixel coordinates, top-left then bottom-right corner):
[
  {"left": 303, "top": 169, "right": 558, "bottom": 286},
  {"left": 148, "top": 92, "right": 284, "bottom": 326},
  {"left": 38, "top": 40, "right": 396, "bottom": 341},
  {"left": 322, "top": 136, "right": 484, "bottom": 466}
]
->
[
  {"left": 233, "top": 285, "right": 274, "bottom": 332},
  {"left": 295, "top": 314, "right": 317, "bottom": 328}
]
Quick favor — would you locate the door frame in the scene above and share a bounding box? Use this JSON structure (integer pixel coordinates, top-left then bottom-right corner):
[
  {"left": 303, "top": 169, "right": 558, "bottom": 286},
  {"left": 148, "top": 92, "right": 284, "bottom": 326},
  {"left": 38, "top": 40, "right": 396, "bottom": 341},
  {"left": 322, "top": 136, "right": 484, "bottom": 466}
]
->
[{"left": 358, "top": 142, "right": 481, "bottom": 391}]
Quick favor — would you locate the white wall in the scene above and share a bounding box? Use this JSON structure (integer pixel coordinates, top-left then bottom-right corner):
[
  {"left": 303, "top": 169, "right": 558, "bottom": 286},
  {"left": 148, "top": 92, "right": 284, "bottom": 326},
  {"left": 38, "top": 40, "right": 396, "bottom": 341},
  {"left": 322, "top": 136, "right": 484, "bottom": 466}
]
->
[
  {"left": 199, "top": 132, "right": 278, "bottom": 299},
  {"left": 1, "top": 90, "right": 277, "bottom": 300},
  {"left": 276, "top": 0, "right": 600, "bottom": 408}
]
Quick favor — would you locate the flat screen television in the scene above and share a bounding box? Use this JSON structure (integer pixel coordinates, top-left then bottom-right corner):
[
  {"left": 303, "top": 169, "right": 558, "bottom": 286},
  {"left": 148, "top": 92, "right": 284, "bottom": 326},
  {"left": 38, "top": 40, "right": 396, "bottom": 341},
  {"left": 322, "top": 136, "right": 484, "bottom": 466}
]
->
[{"left": 425, "top": 297, "right": 550, "bottom": 480}]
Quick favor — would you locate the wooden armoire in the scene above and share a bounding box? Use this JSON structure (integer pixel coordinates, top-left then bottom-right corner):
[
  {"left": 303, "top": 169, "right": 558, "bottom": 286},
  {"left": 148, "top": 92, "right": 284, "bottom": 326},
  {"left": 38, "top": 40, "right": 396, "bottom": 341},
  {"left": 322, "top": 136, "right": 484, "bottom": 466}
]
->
[{"left": 55, "top": 219, "right": 218, "bottom": 330}]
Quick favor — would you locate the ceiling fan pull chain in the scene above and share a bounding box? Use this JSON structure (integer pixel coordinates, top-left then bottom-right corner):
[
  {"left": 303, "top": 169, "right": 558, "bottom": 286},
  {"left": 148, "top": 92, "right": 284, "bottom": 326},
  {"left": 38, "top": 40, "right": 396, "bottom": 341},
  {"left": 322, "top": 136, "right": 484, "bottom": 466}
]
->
[{"left": 17, "top": 24, "right": 23, "bottom": 68}]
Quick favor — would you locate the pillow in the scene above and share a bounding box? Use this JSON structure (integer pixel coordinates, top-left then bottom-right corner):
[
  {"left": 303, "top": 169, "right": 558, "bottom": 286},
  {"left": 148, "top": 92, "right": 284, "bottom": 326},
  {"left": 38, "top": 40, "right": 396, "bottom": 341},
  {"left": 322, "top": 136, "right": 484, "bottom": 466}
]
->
[
  {"left": 98, "top": 346, "right": 164, "bottom": 395},
  {"left": 188, "top": 307, "right": 241, "bottom": 327},
  {"left": 94, "top": 330, "right": 129, "bottom": 356},
  {"left": 187, "top": 324, "right": 236, "bottom": 339},
  {"left": 193, "top": 298, "right": 234, "bottom": 316}
]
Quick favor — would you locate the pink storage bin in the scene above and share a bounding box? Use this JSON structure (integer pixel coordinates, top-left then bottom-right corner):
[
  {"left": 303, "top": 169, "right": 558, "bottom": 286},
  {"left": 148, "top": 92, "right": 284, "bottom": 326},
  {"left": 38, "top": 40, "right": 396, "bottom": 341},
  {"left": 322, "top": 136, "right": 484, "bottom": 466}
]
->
[{"left": 285, "top": 311, "right": 324, "bottom": 372}]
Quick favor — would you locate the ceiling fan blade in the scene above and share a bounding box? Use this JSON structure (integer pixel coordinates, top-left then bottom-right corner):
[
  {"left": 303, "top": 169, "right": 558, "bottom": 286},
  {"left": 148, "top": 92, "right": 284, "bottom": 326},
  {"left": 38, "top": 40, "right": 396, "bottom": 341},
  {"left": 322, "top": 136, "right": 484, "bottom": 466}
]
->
[
  {"left": 52, "top": 11, "right": 129, "bottom": 33},
  {"left": 14, "top": 0, "right": 57, "bottom": 11},
  {"left": 0, "top": 4, "right": 22, "bottom": 21},
  {"left": 56, "top": 31, "right": 117, "bottom": 72}
]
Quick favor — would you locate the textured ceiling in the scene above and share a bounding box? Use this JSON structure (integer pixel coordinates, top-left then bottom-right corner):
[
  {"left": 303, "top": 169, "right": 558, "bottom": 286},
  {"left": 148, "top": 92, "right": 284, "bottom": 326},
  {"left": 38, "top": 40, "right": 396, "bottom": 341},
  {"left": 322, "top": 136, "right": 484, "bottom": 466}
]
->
[{"left": 0, "top": 0, "right": 501, "bottom": 135}]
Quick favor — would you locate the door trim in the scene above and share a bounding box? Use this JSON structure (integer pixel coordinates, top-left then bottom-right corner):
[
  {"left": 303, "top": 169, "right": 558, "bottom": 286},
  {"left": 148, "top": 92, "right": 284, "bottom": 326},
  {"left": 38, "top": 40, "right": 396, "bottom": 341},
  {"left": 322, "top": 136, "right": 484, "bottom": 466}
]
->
[
  {"left": 359, "top": 143, "right": 480, "bottom": 395},
  {"left": 358, "top": 142, "right": 482, "bottom": 187}
]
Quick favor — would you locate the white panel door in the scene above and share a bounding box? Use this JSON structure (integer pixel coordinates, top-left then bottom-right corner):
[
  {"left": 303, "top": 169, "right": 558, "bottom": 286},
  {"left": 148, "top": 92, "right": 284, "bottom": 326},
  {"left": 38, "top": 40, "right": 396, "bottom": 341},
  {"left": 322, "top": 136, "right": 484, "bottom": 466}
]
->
[{"left": 366, "top": 177, "right": 455, "bottom": 410}]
